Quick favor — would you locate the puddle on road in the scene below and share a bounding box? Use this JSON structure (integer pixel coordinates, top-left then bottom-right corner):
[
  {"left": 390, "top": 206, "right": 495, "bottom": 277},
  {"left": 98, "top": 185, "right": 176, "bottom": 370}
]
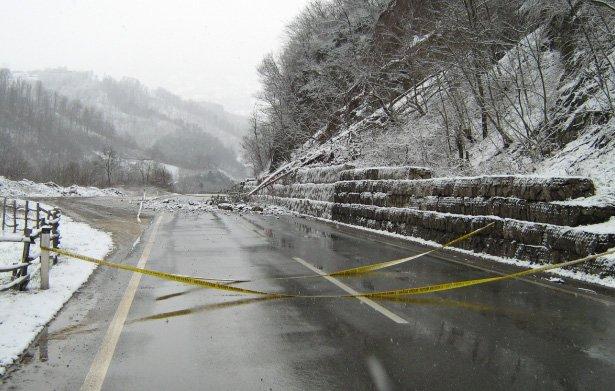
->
[
  {"left": 156, "top": 287, "right": 203, "bottom": 301},
  {"left": 378, "top": 296, "right": 502, "bottom": 314}
]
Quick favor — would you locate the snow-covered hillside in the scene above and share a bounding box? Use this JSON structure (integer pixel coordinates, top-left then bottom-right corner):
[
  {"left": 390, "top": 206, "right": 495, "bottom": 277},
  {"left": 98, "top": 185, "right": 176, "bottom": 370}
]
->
[
  {"left": 305, "top": 27, "right": 614, "bottom": 187},
  {"left": 32, "top": 69, "right": 247, "bottom": 178},
  {"left": 21, "top": 69, "right": 247, "bottom": 153},
  {"left": 1, "top": 68, "right": 246, "bottom": 191},
  {"left": 0, "top": 176, "right": 124, "bottom": 198},
  {"left": 535, "top": 119, "right": 615, "bottom": 189},
  {"left": 244, "top": 0, "right": 615, "bottom": 197}
]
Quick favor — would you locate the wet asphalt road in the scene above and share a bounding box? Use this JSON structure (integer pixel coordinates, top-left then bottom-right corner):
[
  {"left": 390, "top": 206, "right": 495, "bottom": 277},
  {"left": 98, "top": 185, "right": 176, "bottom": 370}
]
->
[{"left": 3, "top": 206, "right": 615, "bottom": 390}]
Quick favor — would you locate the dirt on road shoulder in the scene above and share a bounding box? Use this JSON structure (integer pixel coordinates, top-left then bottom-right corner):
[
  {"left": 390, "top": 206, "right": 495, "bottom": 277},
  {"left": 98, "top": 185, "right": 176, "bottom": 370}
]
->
[{"left": 39, "top": 196, "right": 154, "bottom": 258}]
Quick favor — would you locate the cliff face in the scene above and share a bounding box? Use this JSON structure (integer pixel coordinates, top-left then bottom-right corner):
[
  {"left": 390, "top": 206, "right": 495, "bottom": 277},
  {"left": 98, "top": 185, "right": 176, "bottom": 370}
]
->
[{"left": 372, "top": 0, "right": 441, "bottom": 53}]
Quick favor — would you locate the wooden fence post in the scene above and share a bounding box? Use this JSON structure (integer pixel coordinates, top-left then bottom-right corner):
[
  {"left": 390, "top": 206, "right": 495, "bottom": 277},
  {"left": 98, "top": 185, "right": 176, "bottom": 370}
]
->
[
  {"left": 40, "top": 227, "right": 51, "bottom": 290},
  {"left": 12, "top": 199, "right": 17, "bottom": 233},
  {"left": 1, "top": 197, "right": 6, "bottom": 231},
  {"left": 16, "top": 227, "right": 32, "bottom": 291},
  {"left": 24, "top": 200, "right": 29, "bottom": 233},
  {"left": 36, "top": 203, "right": 40, "bottom": 229},
  {"left": 51, "top": 209, "right": 60, "bottom": 250}
]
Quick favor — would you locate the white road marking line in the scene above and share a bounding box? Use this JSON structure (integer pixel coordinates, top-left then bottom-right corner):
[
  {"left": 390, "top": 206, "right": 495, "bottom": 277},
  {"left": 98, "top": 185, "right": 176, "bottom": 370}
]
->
[
  {"left": 81, "top": 213, "right": 164, "bottom": 391},
  {"left": 292, "top": 257, "right": 408, "bottom": 324}
]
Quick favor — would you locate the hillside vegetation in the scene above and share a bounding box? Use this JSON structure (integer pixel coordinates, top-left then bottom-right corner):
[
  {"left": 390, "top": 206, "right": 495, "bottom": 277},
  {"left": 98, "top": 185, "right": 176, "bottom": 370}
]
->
[
  {"left": 27, "top": 69, "right": 247, "bottom": 178},
  {"left": 0, "top": 69, "right": 248, "bottom": 191},
  {"left": 0, "top": 69, "right": 150, "bottom": 186},
  {"left": 242, "top": 0, "right": 615, "bottom": 186}
]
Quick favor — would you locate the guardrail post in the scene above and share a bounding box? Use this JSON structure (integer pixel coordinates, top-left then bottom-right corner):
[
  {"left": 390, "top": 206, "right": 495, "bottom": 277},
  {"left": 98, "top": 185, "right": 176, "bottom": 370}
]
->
[{"left": 40, "top": 227, "right": 51, "bottom": 290}]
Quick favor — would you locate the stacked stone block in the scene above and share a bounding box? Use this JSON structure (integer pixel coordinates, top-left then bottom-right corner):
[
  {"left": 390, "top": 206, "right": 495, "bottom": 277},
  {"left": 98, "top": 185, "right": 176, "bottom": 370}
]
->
[{"left": 249, "top": 166, "right": 615, "bottom": 276}]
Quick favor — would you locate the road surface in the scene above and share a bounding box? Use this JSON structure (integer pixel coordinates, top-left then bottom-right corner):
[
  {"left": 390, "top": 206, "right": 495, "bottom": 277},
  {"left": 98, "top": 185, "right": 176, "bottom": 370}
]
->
[{"left": 2, "top": 198, "right": 615, "bottom": 390}]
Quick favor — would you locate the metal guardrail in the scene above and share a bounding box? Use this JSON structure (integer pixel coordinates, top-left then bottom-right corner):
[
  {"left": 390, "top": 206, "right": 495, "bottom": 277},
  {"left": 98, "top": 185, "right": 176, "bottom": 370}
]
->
[{"left": 0, "top": 197, "right": 61, "bottom": 292}]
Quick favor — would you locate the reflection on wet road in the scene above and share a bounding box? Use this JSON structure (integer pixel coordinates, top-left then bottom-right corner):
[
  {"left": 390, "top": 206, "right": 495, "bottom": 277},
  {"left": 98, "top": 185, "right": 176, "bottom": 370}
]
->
[{"left": 4, "top": 211, "right": 615, "bottom": 390}]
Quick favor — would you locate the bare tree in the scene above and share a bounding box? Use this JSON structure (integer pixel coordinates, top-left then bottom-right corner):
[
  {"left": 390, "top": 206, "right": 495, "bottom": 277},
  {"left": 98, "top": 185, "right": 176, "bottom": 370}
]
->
[{"left": 102, "top": 146, "right": 118, "bottom": 186}]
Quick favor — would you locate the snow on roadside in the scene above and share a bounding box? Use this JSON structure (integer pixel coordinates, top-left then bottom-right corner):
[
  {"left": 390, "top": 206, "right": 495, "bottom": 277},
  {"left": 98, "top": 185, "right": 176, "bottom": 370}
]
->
[
  {"left": 0, "top": 213, "right": 113, "bottom": 376},
  {"left": 0, "top": 176, "right": 124, "bottom": 198}
]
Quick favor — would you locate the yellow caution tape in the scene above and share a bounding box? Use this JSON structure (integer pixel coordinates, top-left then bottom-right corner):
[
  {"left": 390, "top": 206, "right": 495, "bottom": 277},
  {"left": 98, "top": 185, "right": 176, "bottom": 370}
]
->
[
  {"left": 227, "top": 222, "right": 496, "bottom": 284},
  {"left": 361, "top": 249, "right": 615, "bottom": 298},
  {"left": 42, "top": 247, "right": 287, "bottom": 297},
  {"left": 329, "top": 222, "right": 496, "bottom": 277},
  {"left": 42, "top": 246, "right": 614, "bottom": 299}
]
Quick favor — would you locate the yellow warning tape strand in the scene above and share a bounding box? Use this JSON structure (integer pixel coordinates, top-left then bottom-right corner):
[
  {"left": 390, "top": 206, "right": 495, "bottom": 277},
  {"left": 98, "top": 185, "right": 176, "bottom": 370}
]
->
[
  {"left": 227, "top": 222, "right": 496, "bottom": 284},
  {"left": 328, "top": 222, "right": 496, "bottom": 277},
  {"left": 361, "top": 249, "right": 615, "bottom": 298},
  {"left": 42, "top": 246, "right": 614, "bottom": 299},
  {"left": 42, "top": 247, "right": 286, "bottom": 297}
]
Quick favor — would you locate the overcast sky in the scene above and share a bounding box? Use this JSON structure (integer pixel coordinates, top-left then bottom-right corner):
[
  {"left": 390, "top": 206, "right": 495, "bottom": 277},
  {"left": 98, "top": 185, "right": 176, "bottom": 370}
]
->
[{"left": 0, "top": 0, "right": 310, "bottom": 115}]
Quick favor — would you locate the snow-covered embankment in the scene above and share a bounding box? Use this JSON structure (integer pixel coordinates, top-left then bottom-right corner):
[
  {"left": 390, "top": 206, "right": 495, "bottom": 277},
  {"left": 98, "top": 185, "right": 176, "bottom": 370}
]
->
[{"left": 0, "top": 201, "right": 113, "bottom": 376}]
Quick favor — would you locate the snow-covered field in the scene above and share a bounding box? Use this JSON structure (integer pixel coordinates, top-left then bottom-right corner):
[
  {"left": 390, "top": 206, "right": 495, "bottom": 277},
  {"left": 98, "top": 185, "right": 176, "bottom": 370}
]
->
[
  {"left": 0, "top": 211, "right": 113, "bottom": 376},
  {"left": 0, "top": 176, "right": 124, "bottom": 198}
]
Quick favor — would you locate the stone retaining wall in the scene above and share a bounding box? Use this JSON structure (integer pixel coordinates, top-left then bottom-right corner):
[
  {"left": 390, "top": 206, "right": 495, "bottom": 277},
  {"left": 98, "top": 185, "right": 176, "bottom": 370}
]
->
[
  {"left": 332, "top": 203, "right": 614, "bottom": 267},
  {"left": 335, "top": 176, "right": 595, "bottom": 202},
  {"left": 249, "top": 166, "right": 615, "bottom": 277},
  {"left": 270, "top": 183, "right": 336, "bottom": 202},
  {"left": 281, "top": 164, "right": 356, "bottom": 185},
  {"left": 339, "top": 166, "right": 433, "bottom": 181},
  {"left": 333, "top": 194, "right": 614, "bottom": 226}
]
